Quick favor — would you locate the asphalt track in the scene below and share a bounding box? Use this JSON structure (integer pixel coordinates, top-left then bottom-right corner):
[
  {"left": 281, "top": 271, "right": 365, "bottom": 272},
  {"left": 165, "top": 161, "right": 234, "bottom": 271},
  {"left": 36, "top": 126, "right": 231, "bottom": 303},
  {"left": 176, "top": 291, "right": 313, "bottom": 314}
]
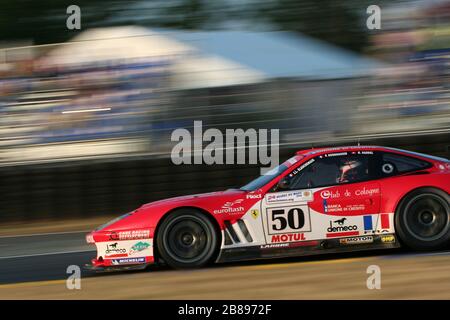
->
[
  {"left": 0, "top": 232, "right": 95, "bottom": 284},
  {"left": 1, "top": 232, "right": 450, "bottom": 299}
]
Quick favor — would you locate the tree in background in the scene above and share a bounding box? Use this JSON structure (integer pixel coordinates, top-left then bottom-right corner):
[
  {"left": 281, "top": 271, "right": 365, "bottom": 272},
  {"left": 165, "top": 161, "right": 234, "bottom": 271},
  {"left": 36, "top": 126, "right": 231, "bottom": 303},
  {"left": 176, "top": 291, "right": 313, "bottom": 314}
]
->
[
  {"left": 0, "top": 0, "right": 124, "bottom": 44},
  {"left": 0, "top": 0, "right": 378, "bottom": 52},
  {"left": 253, "top": 0, "right": 374, "bottom": 52}
]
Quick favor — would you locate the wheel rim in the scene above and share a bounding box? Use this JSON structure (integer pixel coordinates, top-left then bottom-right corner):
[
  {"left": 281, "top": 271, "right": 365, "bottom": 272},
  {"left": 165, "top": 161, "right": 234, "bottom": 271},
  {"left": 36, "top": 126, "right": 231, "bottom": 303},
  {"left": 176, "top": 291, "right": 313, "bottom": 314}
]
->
[
  {"left": 162, "top": 215, "right": 212, "bottom": 263},
  {"left": 403, "top": 194, "right": 450, "bottom": 241}
]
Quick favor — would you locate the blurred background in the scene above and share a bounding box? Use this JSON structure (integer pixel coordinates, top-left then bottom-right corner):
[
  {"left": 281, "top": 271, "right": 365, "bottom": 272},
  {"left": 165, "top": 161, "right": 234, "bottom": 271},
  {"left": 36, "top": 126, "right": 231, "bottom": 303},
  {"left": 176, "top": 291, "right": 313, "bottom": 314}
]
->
[{"left": 0, "top": 0, "right": 449, "bottom": 224}]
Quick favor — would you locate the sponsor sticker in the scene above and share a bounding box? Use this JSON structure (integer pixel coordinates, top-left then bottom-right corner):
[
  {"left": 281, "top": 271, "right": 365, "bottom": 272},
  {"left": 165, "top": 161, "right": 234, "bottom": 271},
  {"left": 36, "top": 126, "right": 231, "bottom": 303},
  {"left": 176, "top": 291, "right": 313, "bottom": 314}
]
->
[
  {"left": 110, "top": 229, "right": 151, "bottom": 241},
  {"left": 266, "top": 190, "right": 313, "bottom": 203},
  {"left": 320, "top": 190, "right": 340, "bottom": 200},
  {"left": 213, "top": 199, "right": 245, "bottom": 214},
  {"left": 381, "top": 235, "right": 395, "bottom": 243},
  {"left": 271, "top": 233, "right": 305, "bottom": 243},
  {"left": 111, "top": 257, "right": 146, "bottom": 265},
  {"left": 323, "top": 201, "right": 365, "bottom": 213},
  {"left": 382, "top": 163, "right": 394, "bottom": 174},
  {"left": 354, "top": 187, "right": 380, "bottom": 196},
  {"left": 326, "top": 218, "right": 359, "bottom": 238},
  {"left": 129, "top": 241, "right": 151, "bottom": 255},
  {"left": 340, "top": 236, "right": 373, "bottom": 245},
  {"left": 260, "top": 243, "right": 290, "bottom": 249},
  {"left": 98, "top": 239, "right": 153, "bottom": 260},
  {"left": 105, "top": 242, "right": 128, "bottom": 258},
  {"left": 246, "top": 193, "right": 262, "bottom": 199}
]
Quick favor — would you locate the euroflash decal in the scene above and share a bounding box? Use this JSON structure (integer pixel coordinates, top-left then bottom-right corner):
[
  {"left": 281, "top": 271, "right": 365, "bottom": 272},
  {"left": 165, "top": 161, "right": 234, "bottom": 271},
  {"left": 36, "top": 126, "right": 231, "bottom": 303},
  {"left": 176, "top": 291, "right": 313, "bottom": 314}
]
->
[{"left": 214, "top": 199, "right": 245, "bottom": 214}]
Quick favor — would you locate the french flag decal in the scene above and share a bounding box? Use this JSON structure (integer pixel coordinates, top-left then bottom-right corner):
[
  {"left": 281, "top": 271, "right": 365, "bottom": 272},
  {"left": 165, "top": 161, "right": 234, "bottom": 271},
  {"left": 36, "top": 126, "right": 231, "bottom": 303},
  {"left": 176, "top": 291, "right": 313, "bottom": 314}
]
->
[
  {"left": 363, "top": 215, "right": 374, "bottom": 233},
  {"left": 364, "top": 214, "right": 391, "bottom": 233},
  {"left": 381, "top": 214, "right": 390, "bottom": 230}
]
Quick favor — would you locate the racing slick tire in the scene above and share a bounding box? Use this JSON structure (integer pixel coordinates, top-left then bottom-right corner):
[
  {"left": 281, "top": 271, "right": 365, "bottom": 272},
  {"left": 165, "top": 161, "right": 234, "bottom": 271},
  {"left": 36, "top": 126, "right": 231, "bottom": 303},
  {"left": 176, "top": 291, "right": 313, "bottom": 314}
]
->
[
  {"left": 395, "top": 188, "right": 450, "bottom": 251},
  {"left": 156, "top": 209, "right": 219, "bottom": 269}
]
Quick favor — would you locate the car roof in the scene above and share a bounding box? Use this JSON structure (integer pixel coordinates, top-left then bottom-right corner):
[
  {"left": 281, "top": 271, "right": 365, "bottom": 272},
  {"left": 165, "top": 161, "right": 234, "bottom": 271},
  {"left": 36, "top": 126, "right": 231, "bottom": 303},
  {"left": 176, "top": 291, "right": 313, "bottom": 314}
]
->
[
  {"left": 296, "top": 145, "right": 448, "bottom": 162},
  {"left": 296, "top": 145, "right": 385, "bottom": 155}
]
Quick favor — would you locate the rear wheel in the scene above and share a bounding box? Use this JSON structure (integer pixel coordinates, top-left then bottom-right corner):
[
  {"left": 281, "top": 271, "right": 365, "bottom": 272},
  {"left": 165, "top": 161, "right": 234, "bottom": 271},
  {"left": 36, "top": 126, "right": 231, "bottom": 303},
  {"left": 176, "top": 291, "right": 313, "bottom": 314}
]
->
[
  {"left": 395, "top": 188, "right": 450, "bottom": 250},
  {"left": 156, "top": 209, "right": 218, "bottom": 269}
]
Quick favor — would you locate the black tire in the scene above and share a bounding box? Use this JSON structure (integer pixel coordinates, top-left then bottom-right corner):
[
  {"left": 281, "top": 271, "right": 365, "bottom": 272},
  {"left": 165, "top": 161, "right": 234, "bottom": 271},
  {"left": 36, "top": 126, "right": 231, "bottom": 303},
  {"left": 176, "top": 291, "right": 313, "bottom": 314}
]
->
[
  {"left": 156, "top": 209, "right": 219, "bottom": 269},
  {"left": 395, "top": 188, "right": 450, "bottom": 250}
]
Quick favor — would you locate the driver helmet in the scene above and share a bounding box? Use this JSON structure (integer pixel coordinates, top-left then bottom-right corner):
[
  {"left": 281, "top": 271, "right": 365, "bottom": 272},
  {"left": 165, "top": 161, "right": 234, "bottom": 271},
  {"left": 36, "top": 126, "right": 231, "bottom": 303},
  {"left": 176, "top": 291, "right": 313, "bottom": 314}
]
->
[{"left": 338, "top": 160, "right": 364, "bottom": 183}]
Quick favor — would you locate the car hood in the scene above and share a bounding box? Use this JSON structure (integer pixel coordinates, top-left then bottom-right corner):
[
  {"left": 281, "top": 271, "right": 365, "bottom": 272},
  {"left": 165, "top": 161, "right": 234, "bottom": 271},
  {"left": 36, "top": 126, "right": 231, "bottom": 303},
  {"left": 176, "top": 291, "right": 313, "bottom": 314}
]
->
[{"left": 139, "top": 189, "right": 246, "bottom": 209}]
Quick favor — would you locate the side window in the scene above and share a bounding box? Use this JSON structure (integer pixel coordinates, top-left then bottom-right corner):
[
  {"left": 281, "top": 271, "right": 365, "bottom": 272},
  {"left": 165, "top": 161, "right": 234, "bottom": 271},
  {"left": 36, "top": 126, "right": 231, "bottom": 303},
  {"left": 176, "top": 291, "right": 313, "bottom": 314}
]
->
[
  {"left": 289, "top": 154, "right": 371, "bottom": 190},
  {"left": 379, "top": 152, "right": 431, "bottom": 177}
]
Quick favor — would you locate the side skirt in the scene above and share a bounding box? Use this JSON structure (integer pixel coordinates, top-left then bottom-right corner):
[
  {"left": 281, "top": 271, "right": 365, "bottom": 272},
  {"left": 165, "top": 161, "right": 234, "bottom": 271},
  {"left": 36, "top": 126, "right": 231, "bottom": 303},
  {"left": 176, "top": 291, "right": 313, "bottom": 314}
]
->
[{"left": 216, "top": 234, "right": 400, "bottom": 263}]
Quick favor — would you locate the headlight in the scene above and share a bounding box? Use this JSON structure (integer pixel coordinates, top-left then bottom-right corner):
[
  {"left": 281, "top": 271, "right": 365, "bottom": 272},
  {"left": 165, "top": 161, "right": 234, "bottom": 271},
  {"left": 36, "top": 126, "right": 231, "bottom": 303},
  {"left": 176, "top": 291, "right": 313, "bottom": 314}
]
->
[{"left": 86, "top": 234, "right": 94, "bottom": 244}]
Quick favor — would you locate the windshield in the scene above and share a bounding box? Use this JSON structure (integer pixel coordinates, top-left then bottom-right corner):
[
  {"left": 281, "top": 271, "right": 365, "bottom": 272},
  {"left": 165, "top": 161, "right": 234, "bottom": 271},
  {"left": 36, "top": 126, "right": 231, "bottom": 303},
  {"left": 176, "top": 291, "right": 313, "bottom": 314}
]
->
[{"left": 240, "top": 155, "right": 302, "bottom": 191}]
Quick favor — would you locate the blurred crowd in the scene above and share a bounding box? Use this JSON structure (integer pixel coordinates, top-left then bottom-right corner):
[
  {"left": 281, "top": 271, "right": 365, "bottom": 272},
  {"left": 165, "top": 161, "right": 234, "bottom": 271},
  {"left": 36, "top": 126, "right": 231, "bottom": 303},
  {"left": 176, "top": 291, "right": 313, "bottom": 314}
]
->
[
  {"left": 0, "top": 51, "right": 173, "bottom": 162},
  {"left": 356, "top": 1, "right": 450, "bottom": 134},
  {"left": 0, "top": 1, "right": 449, "bottom": 165}
]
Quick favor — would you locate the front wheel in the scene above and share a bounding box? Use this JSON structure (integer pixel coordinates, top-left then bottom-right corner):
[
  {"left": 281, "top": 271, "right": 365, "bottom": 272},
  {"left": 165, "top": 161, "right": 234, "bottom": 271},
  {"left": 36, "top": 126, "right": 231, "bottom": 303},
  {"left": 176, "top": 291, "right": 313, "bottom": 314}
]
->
[
  {"left": 395, "top": 188, "right": 450, "bottom": 250},
  {"left": 156, "top": 209, "right": 219, "bottom": 269}
]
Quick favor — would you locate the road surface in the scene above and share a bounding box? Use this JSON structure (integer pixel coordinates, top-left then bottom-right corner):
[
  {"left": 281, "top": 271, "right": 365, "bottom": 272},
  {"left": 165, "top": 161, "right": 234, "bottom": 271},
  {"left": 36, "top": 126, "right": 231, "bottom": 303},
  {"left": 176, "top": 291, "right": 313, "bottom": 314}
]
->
[{"left": 0, "top": 232, "right": 450, "bottom": 299}]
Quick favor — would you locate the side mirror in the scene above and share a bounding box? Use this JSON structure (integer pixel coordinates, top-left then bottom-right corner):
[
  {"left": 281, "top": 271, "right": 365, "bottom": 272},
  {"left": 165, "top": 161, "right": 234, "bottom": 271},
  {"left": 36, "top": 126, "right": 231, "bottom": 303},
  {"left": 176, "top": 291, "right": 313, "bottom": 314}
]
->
[{"left": 277, "top": 177, "right": 291, "bottom": 190}]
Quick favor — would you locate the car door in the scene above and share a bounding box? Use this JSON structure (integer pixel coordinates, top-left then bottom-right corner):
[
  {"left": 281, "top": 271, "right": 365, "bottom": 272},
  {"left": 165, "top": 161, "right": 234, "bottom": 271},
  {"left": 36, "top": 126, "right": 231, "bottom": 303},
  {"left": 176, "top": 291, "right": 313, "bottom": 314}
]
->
[
  {"left": 309, "top": 180, "right": 382, "bottom": 238},
  {"left": 262, "top": 151, "right": 382, "bottom": 244}
]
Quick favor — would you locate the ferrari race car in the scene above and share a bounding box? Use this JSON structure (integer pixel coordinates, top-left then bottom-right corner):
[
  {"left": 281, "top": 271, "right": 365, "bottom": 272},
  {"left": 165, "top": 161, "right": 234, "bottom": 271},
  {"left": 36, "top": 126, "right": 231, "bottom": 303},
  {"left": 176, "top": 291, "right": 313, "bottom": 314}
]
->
[{"left": 86, "top": 146, "right": 450, "bottom": 270}]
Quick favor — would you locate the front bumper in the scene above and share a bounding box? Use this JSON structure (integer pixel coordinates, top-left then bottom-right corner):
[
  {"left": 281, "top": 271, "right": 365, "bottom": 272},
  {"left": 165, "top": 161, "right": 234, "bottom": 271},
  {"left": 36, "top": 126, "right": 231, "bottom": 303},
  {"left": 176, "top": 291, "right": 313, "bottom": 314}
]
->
[
  {"left": 87, "top": 255, "right": 155, "bottom": 269},
  {"left": 86, "top": 229, "right": 155, "bottom": 271},
  {"left": 84, "top": 260, "right": 152, "bottom": 272}
]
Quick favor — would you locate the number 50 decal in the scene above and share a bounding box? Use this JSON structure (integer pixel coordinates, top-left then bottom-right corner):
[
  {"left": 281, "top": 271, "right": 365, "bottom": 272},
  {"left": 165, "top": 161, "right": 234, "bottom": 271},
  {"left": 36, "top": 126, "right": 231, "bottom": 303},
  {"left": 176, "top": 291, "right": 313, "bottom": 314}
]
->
[{"left": 267, "top": 205, "right": 311, "bottom": 235}]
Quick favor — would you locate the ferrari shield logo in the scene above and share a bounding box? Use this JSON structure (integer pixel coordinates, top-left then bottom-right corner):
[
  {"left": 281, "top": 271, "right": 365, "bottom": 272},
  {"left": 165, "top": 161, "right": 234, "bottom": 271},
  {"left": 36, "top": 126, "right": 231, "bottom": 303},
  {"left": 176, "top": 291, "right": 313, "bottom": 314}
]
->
[{"left": 251, "top": 209, "right": 259, "bottom": 219}]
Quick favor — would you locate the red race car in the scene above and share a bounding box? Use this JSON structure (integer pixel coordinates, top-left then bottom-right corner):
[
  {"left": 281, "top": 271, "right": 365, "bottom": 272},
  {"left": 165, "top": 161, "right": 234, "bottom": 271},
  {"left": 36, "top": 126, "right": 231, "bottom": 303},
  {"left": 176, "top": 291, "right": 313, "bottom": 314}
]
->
[{"left": 85, "top": 146, "right": 450, "bottom": 270}]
